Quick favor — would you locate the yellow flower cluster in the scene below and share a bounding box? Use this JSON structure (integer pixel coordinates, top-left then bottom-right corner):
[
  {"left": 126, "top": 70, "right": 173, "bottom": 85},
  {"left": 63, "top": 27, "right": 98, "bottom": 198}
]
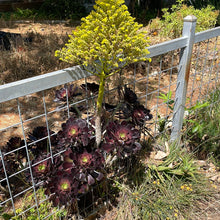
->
[
  {"left": 153, "top": 179, "right": 160, "bottom": 185},
  {"left": 210, "top": 182, "right": 217, "bottom": 189},
  {"left": 55, "top": 0, "right": 150, "bottom": 75},
  {"left": 132, "top": 192, "right": 139, "bottom": 201},
  {"left": 166, "top": 207, "right": 179, "bottom": 219},
  {"left": 180, "top": 183, "right": 193, "bottom": 191},
  {"left": 174, "top": 209, "right": 179, "bottom": 218}
]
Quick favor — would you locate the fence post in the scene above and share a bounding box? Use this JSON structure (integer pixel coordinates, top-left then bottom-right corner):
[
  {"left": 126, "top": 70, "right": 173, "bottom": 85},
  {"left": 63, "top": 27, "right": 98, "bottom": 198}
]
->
[{"left": 170, "top": 15, "right": 197, "bottom": 141}]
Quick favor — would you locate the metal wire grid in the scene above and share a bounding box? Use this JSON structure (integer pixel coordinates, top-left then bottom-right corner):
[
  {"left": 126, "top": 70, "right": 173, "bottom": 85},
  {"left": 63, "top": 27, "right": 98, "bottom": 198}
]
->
[
  {"left": 0, "top": 34, "right": 219, "bottom": 219},
  {"left": 127, "top": 51, "right": 180, "bottom": 136},
  {"left": 0, "top": 52, "right": 180, "bottom": 218},
  {"left": 0, "top": 73, "right": 130, "bottom": 218},
  {"left": 187, "top": 36, "right": 220, "bottom": 109},
  {"left": 0, "top": 94, "right": 63, "bottom": 219}
]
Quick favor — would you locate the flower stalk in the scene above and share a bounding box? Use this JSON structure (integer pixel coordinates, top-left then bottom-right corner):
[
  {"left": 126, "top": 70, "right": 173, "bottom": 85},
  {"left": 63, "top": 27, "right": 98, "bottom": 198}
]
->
[{"left": 95, "top": 72, "right": 105, "bottom": 147}]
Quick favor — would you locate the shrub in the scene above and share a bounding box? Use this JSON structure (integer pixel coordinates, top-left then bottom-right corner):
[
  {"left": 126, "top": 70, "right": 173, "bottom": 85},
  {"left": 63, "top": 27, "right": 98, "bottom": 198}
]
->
[
  {"left": 12, "top": 8, "right": 38, "bottom": 19},
  {"left": 0, "top": 188, "right": 66, "bottom": 219},
  {"left": 186, "top": 88, "right": 220, "bottom": 165},
  {"left": 39, "top": 0, "right": 88, "bottom": 20},
  {"left": 150, "top": 0, "right": 219, "bottom": 38}
]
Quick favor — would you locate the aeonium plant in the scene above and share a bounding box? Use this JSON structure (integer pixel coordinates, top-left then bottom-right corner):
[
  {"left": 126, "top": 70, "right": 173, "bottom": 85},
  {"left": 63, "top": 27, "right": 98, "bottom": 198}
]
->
[
  {"left": 55, "top": 0, "right": 151, "bottom": 146},
  {"left": 102, "top": 120, "right": 142, "bottom": 157},
  {"left": 45, "top": 148, "right": 105, "bottom": 207},
  {"left": 57, "top": 117, "right": 95, "bottom": 149}
]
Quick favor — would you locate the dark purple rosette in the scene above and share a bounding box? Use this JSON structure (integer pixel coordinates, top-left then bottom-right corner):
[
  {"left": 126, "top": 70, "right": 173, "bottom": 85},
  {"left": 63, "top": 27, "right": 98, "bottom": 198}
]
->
[
  {"left": 45, "top": 172, "right": 79, "bottom": 206},
  {"left": 131, "top": 104, "right": 153, "bottom": 126},
  {"left": 102, "top": 120, "right": 141, "bottom": 157},
  {"left": 28, "top": 126, "right": 57, "bottom": 155},
  {"left": 57, "top": 118, "right": 94, "bottom": 148},
  {"left": 72, "top": 149, "right": 105, "bottom": 186},
  {"left": 123, "top": 86, "right": 138, "bottom": 104},
  {"left": 54, "top": 84, "right": 80, "bottom": 102},
  {"left": 81, "top": 82, "right": 99, "bottom": 94}
]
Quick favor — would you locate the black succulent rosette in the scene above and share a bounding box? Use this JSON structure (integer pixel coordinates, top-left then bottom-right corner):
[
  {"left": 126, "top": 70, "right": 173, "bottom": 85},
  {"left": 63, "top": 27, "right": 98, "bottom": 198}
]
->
[
  {"left": 116, "top": 86, "right": 139, "bottom": 119},
  {"left": 3, "top": 137, "right": 26, "bottom": 159},
  {"left": 103, "top": 103, "right": 117, "bottom": 112},
  {"left": 62, "top": 148, "right": 75, "bottom": 173},
  {"left": 0, "top": 157, "right": 20, "bottom": 192},
  {"left": 102, "top": 121, "right": 142, "bottom": 157},
  {"left": 54, "top": 84, "right": 81, "bottom": 103},
  {"left": 69, "top": 105, "right": 87, "bottom": 118},
  {"left": 0, "top": 159, "right": 6, "bottom": 187},
  {"left": 81, "top": 82, "right": 99, "bottom": 94},
  {"left": 117, "top": 86, "right": 153, "bottom": 127},
  {"left": 131, "top": 104, "right": 153, "bottom": 126},
  {"left": 45, "top": 171, "right": 79, "bottom": 207},
  {"left": 1, "top": 137, "right": 25, "bottom": 180},
  {"left": 123, "top": 86, "right": 138, "bottom": 104},
  {"left": 62, "top": 148, "right": 105, "bottom": 186},
  {"left": 0, "top": 159, "right": 4, "bottom": 177},
  {"left": 57, "top": 118, "right": 95, "bottom": 149},
  {"left": 26, "top": 154, "right": 61, "bottom": 185},
  {"left": 74, "top": 149, "right": 105, "bottom": 185},
  {"left": 28, "top": 126, "right": 57, "bottom": 156},
  {"left": 0, "top": 157, "right": 19, "bottom": 178}
]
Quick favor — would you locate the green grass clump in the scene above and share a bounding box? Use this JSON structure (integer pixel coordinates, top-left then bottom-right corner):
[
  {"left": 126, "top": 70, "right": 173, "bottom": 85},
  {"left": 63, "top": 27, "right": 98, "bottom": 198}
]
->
[
  {"left": 113, "top": 143, "right": 216, "bottom": 220},
  {"left": 0, "top": 188, "right": 67, "bottom": 220}
]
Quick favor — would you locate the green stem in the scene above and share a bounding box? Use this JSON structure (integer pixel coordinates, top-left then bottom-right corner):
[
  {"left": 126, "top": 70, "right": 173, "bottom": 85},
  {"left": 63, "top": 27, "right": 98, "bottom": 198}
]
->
[
  {"left": 95, "top": 73, "right": 105, "bottom": 147},
  {"left": 97, "top": 74, "right": 105, "bottom": 113}
]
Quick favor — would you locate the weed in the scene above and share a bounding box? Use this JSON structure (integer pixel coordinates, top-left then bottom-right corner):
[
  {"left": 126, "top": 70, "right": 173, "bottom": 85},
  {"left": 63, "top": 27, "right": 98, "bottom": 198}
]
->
[
  {"left": 0, "top": 188, "right": 67, "bottom": 220},
  {"left": 0, "top": 30, "right": 70, "bottom": 84},
  {"left": 185, "top": 87, "right": 220, "bottom": 165}
]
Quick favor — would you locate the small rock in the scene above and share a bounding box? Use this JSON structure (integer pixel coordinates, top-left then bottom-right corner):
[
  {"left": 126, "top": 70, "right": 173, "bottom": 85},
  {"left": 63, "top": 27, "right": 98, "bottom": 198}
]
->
[
  {"left": 196, "top": 160, "right": 207, "bottom": 167},
  {"left": 210, "top": 174, "right": 220, "bottom": 183},
  {"left": 154, "top": 150, "right": 169, "bottom": 160}
]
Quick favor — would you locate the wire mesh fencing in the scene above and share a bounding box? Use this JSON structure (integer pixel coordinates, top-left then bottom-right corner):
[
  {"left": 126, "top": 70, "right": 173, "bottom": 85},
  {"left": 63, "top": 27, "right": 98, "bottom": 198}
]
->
[{"left": 0, "top": 19, "right": 219, "bottom": 219}]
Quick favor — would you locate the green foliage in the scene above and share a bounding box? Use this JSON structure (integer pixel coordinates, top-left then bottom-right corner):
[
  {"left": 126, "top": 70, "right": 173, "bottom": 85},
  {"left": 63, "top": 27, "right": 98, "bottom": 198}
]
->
[
  {"left": 186, "top": 0, "right": 220, "bottom": 25},
  {"left": 186, "top": 101, "right": 210, "bottom": 135},
  {"left": 186, "top": 0, "right": 220, "bottom": 10},
  {"left": 158, "top": 91, "right": 174, "bottom": 110},
  {"left": 39, "top": 0, "right": 88, "bottom": 20},
  {"left": 12, "top": 8, "right": 38, "bottom": 19},
  {"left": 150, "top": 0, "right": 219, "bottom": 38},
  {"left": 158, "top": 87, "right": 220, "bottom": 165},
  {"left": 0, "top": 188, "right": 67, "bottom": 220},
  {"left": 0, "top": 0, "right": 88, "bottom": 20},
  {"left": 158, "top": 91, "right": 210, "bottom": 133},
  {"left": 186, "top": 88, "right": 220, "bottom": 165},
  {"left": 148, "top": 144, "right": 200, "bottom": 181},
  {"left": 0, "top": 12, "right": 13, "bottom": 21}
]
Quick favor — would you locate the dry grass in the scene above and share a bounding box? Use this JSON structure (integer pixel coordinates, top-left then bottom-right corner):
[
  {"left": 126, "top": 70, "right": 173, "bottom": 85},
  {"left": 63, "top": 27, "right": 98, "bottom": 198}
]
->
[
  {"left": 0, "top": 21, "right": 177, "bottom": 85},
  {"left": 0, "top": 22, "right": 74, "bottom": 84}
]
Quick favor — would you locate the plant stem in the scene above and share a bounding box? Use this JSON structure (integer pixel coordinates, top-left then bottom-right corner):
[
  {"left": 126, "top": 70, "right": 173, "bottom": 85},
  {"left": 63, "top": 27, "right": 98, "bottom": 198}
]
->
[{"left": 95, "top": 73, "right": 105, "bottom": 147}]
